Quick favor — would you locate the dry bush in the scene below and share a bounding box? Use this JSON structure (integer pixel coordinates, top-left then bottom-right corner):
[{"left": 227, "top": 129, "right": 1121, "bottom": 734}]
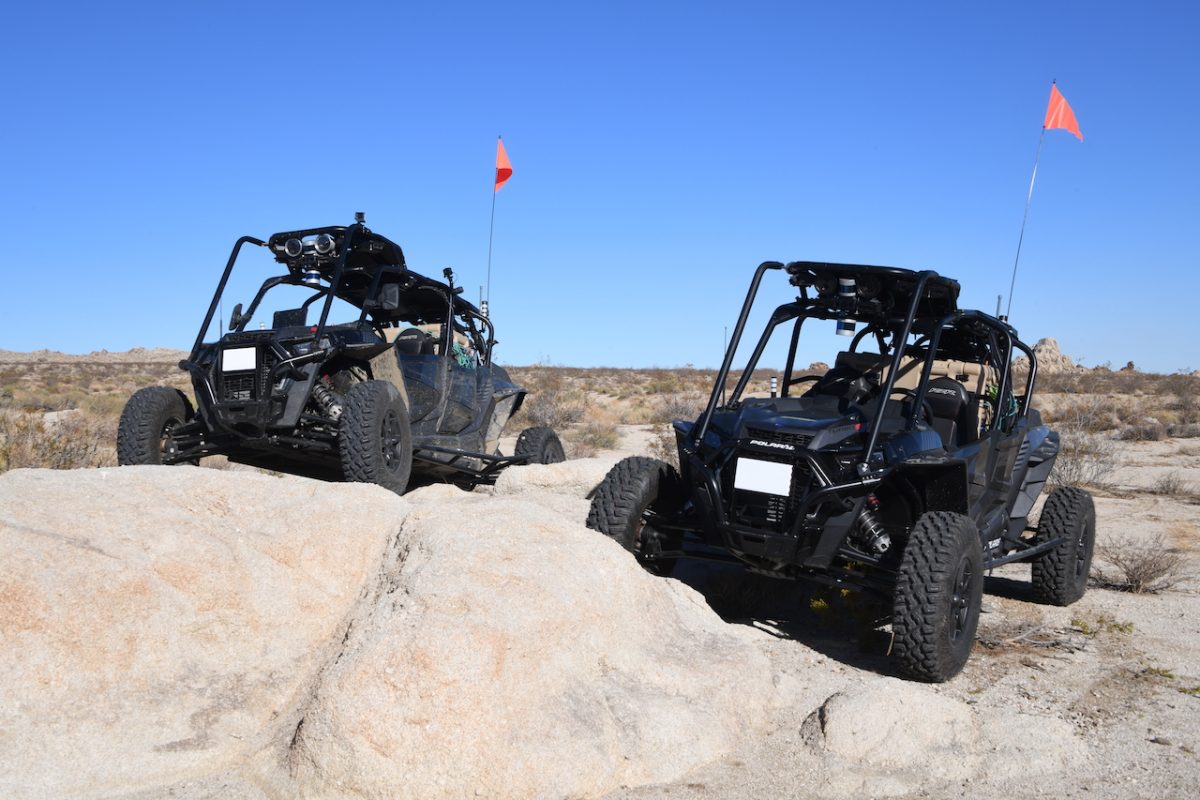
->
[
  {"left": 1166, "top": 374, "right": 1200, "bottom": 425},
  {"left": 645, "top": 425, "right": 680, "bottom": 469},
  {"left": 515, "top": 375, "right": 589, "bottom": 428},
  {"left": 0, "top": 410, "right": 115, "bottom": 473},
  {"left": 648, "top": 391, "right": 707, "bottom": 424},
  {"left": 1149, "top": 472, "right": 1196, "bottom": 497},
  {"left": 564, "top": 422, "right": 620, "bottom": 458},
  {"left": 1169, "top": 423, "right": 1200, "bottom": 439},
  {"left": 1116, "top": 421, "right": 1169, "bottom": 441},
  {"left": 1050, "top": 432, "right": 1117, "bottom": 489},
  {"left": 1044, "top": 396, "right": 1120, "bottom": 433},
  {"left": 1093, "top": 533, "right": 1191, "bottom": 593}
]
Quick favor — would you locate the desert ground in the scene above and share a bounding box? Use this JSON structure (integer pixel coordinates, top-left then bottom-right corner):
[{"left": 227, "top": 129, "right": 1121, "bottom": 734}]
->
[{"left": 1, "top": 345, "right": 1198, "bottom": 798}]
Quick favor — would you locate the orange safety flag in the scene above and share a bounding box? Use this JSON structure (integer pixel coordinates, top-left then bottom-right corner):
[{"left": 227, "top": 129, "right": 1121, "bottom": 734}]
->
[
  {"left": 494, "top": 138, "right": 513, "bottom": 192},
  {"left": 1043, "top": 84, "right": 1083, "bottom": 140}
]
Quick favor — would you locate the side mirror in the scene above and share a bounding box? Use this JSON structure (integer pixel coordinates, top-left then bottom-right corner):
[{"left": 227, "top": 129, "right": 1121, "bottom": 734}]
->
[{"left": 228, "top": 303, "right": 244, "bottom": 331}]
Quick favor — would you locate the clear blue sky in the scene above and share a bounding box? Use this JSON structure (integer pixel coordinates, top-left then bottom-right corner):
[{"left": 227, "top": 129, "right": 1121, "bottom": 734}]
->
[{"left": 2, "top": 1, "right": 1197, "bottom": 372}]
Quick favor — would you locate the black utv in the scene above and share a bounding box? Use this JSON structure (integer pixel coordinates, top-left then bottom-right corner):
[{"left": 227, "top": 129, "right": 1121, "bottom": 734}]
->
[
  {"left": 588, "top": 261, "right": 1095, "bottom": 681},
  {"left": 118, "top": 214, "right": 564, "bottom": 493}
]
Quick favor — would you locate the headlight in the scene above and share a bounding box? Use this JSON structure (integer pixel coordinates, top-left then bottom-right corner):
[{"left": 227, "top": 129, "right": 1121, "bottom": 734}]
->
[
  {"left": 314, "top": 233, "right": 336, "bottom": 255},
  {"left": 284, "top": 238, "right": 304, "bottom": 258}
]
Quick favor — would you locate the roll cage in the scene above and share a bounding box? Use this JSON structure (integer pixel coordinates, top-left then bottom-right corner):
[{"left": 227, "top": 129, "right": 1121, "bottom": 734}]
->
[
  {"left": 188, "top": 221, "right": 497, "bottom": 365},
  {"left": 693, "top": 261, "right": 1039, "bottom": 473}
]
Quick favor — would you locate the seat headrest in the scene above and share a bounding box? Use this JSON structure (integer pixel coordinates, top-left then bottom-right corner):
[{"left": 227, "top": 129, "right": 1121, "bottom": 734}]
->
[
  {"left": 394, "top": 327, "right": 435, "bottom": 356},
  {"left": 925, "top": 376, "right": 969, "bottom": 418}
]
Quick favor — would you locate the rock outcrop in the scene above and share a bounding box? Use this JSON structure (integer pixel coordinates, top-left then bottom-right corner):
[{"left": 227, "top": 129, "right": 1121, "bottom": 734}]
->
[
  {"left": 0, "top": 466, "right": 407, "bottom": 800},
  {"left": 0, "top": 465, "right": 774, "bottom": 799},
  {"left": 1029, "top": 337, "right": 1082, "bottom": 373}
]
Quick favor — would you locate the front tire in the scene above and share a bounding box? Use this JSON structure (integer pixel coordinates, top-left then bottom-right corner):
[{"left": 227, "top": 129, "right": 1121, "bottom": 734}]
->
[
  {"left": 586, "top": 456, "right": 680, "bottom": 577},
  {"left": 117, "top": 387, "right": 193, "bottom": 466},
  {"left": 339, "top": 381, "right": 413, "bottom": 495},
  {"left": 1031, "top": 487, "right": 1095, "bottom": 605},
  {"left": 515, "top": 426, "right": 566, "bottom": 464},
  {"left": 892, "top": 511, "right": 984, "bottom": 682}
]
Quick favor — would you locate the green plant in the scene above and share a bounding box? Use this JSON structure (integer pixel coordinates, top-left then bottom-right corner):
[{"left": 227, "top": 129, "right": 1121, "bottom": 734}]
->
[
  {"left": 1143, "top": 665, "right": 1177, "bottom": 680},
  {"left": 1070, "top": 615, "right": 1135, "bottom": 636}
]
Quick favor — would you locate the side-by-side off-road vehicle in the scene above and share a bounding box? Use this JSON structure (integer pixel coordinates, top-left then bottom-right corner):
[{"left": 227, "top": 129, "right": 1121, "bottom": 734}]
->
[
  {"left": 588, "top": 261, "right": 1095, "bottom": 682},
  {"left": 118, "top": 213, "right": 563, "bottom": 493}
]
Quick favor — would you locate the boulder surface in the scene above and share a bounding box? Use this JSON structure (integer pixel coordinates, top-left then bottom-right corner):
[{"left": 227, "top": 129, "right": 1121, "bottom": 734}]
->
[{"left": 0, "top": 465, "right": 775, "bottom": 799}]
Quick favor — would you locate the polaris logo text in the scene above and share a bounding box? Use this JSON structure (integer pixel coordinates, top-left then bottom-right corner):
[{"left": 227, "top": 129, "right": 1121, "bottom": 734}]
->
[{"left": 750, "top": 439, "right": 795, "bottom": 451}]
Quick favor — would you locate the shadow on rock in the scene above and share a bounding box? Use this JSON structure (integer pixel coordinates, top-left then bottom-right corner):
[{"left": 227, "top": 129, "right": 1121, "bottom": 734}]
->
[{"left": 671, "top": 559, "right": 896, "bottom": 676}]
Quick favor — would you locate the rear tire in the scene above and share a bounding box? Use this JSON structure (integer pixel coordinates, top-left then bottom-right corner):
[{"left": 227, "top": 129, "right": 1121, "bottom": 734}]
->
[
  {"left": 117, "top": 387, "right": 193, "bottom": 466},
  {"left": 339, "top": 381, "right": 413, "bottom": 495},
  {"left": 515, "top": 426, "right": 566, "bottom": 464},
  {"left": 1031, "top": 487, "right": 1095, "bottom": 605},
  {"left": 586, "top": 456, "right": 680, "bottom": 577},
  {"left": 892, "top": 511, "right": 983, "bottom": 682}
]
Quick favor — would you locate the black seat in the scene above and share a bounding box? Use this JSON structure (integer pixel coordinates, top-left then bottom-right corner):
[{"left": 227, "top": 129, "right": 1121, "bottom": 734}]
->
[
  {"left": 393, "top": 327, "right": 435, "bottom": 356},
  {"left": 925, "top": 377, "right": 969, "bottom": 447}
]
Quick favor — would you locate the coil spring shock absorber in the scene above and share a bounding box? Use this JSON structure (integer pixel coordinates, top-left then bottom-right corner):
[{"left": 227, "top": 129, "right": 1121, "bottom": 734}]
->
[
  {"left": 311, "top": 377, "right": 343, "bottom": 421},
  {"left": 854, "top": 494, "right": 891, "bottom": 555}
]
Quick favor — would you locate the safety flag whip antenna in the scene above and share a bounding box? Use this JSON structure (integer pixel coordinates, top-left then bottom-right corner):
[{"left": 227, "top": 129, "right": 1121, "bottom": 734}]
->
[
  {"left": 486, "top": 136, "right": 513, "bottom": 310},
  {"left": 1004, "top": 80, "right": 1083, "bottom": 321}
]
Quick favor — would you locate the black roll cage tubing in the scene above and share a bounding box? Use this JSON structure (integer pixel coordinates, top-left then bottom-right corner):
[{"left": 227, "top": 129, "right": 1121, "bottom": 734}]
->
[
  {"left": 189, "top": 225, "right": 366, "bottom": 359},
  {"left": 190, "top": 236, "right": 265, "bottom": 358},
  {"left": 693, "top": 265, "right": 1042, "bottom": 469},
  {"left": 692, "top": 264, "right": 937, "bottom": 475},
  {"left": 694, "top": 261, "right": 784, "bottom": 446},
  {"left": 908, "top": 311, "right": 1039, "bottom": 433},
  {"left": 188, "top": 224, "right": 501, "bottom": 364}
]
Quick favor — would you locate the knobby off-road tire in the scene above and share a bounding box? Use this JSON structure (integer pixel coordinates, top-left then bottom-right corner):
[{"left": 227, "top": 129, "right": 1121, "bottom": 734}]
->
[
  {"left": 339, "top": 380, "right": 413, "bottom": 495},
  {"left": 893, "top": 511, "right": 984, "bottom": 682},
  {"left": 515, "top": 426, "right": 566, "bottom": 464},
  {"left": 586, "top": 456, "right": 680, "bottom": 577},
  {"left": 116, "top": 387, "right": 193, "bottom": 466},
  {"left": 1031, "top": 487, "right": 1096, "bottom": 606}
]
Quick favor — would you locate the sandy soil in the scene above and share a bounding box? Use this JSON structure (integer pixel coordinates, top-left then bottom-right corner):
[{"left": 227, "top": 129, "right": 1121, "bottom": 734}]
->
[{"left": 588, "top": 427, "right": 1200, "bottom": 799}]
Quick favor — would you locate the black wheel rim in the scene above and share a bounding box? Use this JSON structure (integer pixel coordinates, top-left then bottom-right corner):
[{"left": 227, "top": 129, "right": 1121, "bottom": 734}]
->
[
  {"left": 950, "top": 556, "right": 974, "bottom": 643},
  {"left": 381, "top": 410, "right": 402, "bottom": 472},
  {"left": 1074, "top": 523, "right": 1090, "bottom": 579}
]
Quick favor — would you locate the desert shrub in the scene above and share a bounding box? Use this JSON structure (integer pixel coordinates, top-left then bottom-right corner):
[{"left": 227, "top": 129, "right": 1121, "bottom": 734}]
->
[
  {"left": 645, "top": 425, "right": 680, "bottom": 469},
  {"left": 1044, "top": 396, "right": 1120, "bottom": 433},
  {"left": 649, "top": 391, "right": 707, "bottom": 424},
  {"left": 1116, "top": 421, "right": 1169, "bottom": 441},
  {"left": 564, "top": 422, "right": 620, "bottom": 458},
  {"left": 1050, "top": 432, "right": 1117, "bottom": 489},
  {"left": 0, "top": 410, "right": 115, "bottom": 473},
  {"left": 1166, "top": 374, "right": 1200, "bottom": 425},
  {"left": 1093, "top": 533, "right": 1191, "bottom": 594},
  {"left": 517, "top": 381, "right": 588, "bottom": 429},
  {"left": 1168, "top": 423, "right": 1200, "bottom": 439},
  {"left": 1149, "top": 472, "right": 1195, "bottom": 497}
]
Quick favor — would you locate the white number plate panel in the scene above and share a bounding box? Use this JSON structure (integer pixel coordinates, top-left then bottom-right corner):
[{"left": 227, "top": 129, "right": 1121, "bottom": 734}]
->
[
  {"left": 222, "top": 347, "right": 257, "bottom": 372},
  {"left": 733, "top": 457, "right": 792, "bottom": 496}
]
